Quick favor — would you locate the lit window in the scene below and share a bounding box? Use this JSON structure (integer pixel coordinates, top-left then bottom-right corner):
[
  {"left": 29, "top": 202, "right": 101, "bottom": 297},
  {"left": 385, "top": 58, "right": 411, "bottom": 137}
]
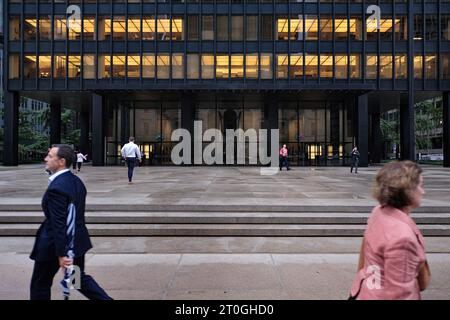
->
[
  {"left": 111, "top": 55, "right": 126, "bottom": 78},
  {"left": 201, "top": 55, "right": 214, "bottom": 79},
  {"left": 128, "top": 55, "right": 141, "bottom": 78},
  {"left": 246, "top": 54, "right": 259, "bottom": 79},
  {"left": 395, "top": 54, "right": 408, "bottom": 79},
  {"left": 9, "top": 17, "right": 21, "bottom": 41},
  {"left": 230, "top": 55, "right": 244, "bottom": 78},
  {"left": 68, "top": 56, "right": 81, "bottom": 78},
  {"left": 83, "top": 55, "right": 96, "bottom": 79},
  {"left": 350, "top": 55, "right": 361, "bottom": 79},
  {"left": 54, "top": 55, "right": 67, "bottom": 78},
  {"left": 9, "top": 54, "right": 20, "bottom": 79},
  {"left": 414, "top": 55, "right": 423, "bottom": 79},
  {"left": 39, "top": 16, "right": 51, "bottom": 40},
  {"left": 24, "top": 55, "right": 37, "bottom": 79},
  {"left": 379, "top": 55, "right": 393, "bottom": 79},
  {"left": 39, "top": 56, "right": 50, "bottom": 78},
  {"left": 290, "top": 54, "right": 303, "bottom": 79},
  {"left": 305, "top": 54, "right": 318, "bottom": 78},
  {"left": 216, "top": 55, "right": 229, "bottom": 79},
  {"left": 142, "top": 54, "right": 155, "bottom": 78},
  {"left": 172, "top": 54, "right": 184, "bottom": 79},
  {"left": 54, "top": 16, "right": 67, "bottom": 40},
  {"left": 425, "top": 55, "right": 438, "bottom": 79},
  {"left": 157, "top": 54, "right": 170, "bottom": 79},
  {"left": 98, "top": 17, "right": 112, "bottom": 41},
  {"left": 24, "top": 18, "right": 37, "bottom": 40},
  {"left": 335, "top": 55, "right": 348, "bottom": 79},
  {"left": 143, "top": 17, "right": 155, "bottom": 40},
  {"left": 187, "top": 54, "right": 200, "bottom": 79},
  {"left": 113, "top": 16, "right": 126, "bottom": 40},
  {"left": 98, "top": 55, "right": 111, "bottom": 79},
  {"left": 277, "top": 55, "right": 288, "bottom": 79},
  {"left": 366, "top": 55, "right": 378, "bottom": 79},
  {"left": 320, "top": 55, "right": 333, "bottom": 78},
  {"left": 84, "top": 17, "right": 96, "bottom": 40},
  {"left": 260, "top": 54, "right": 273, "bottom": 79},
  {"left": 68, "top": 15, "right": 82, "bottom": 40},
  {"left": 305, "top": 16, "right": 318, "bottom": 40}
]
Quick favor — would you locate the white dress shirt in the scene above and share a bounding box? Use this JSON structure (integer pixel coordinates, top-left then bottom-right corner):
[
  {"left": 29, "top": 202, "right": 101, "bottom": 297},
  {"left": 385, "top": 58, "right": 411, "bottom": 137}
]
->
[
  {"left": 121, "top": 142, "right": 142, "bottom": 159},
  {"left": 48, "top": 168, "right": 70, "bottom": 185}
]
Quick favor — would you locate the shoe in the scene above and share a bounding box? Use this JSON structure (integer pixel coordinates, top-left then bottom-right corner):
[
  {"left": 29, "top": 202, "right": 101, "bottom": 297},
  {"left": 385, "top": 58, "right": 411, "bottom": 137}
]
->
[
  {"left": 128, "top": 181, "right": 133, "bottom": 185},
  {"left": 287, "top": 168, "right": 291, "bottom": 171}
]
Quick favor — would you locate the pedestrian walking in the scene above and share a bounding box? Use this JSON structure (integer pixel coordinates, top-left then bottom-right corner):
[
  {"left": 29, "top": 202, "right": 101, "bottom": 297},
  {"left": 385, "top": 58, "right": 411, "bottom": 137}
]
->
[
  {"left": 349, "top": 161, "right": 430, "bottom": 300},
  {"left": 350, "top": 146, "right": 360, "bottom": 174},
  {"left": 30, "top": 144, "right": 112, "bottom": 300},
  {"left": 279, "top": 144, "right": 291, "bottom": 171},
  {"left": 121, "top": 137, "right": 142, "bottom": 184},
  {"left": 76, "top": 152, "right": 88, "bottom": 172}
]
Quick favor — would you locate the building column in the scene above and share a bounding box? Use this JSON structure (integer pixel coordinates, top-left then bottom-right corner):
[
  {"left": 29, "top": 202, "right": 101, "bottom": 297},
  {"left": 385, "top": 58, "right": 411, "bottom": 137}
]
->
[
  {"left": 357, "top": 94, "right": 369, "bottom": 167},
  {"left": 400, "top": 92, "right": 416, "bottom": 161},
  {"left": 264, "top": 94, "right": 278, "bottom": 158},
  {"left": 330, "top": 102, "right": 340, "bottom": 164},
  {"left": 181, "top": 94, "right": 195, "bottom": 164},
  {"left": 92, "top": 93, "right": 105, "bottom": 166},
  {"left": 49, "top": 104, "right": 61, "bottom": 146},
  {"left": 79, "top": 110, "right": 90, "bottom": 155},
  {"left": 370, "top": 112, "right": 382, "bottom": 164},
  {"left": 3, "top": 91, "right": 20, "bottom": 166},
  {"left": 443, "top": 92, "right": 450, "bottom": 167}
]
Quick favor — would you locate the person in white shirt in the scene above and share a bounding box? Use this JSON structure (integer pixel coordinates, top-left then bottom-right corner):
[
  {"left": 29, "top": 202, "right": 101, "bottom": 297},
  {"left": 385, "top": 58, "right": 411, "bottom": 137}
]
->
[
  {"left": 120, "top": 137, "right": 142, "bottom": 184},
  {"left": 76, "top": 152, "right": 88, "bottom": 172}
]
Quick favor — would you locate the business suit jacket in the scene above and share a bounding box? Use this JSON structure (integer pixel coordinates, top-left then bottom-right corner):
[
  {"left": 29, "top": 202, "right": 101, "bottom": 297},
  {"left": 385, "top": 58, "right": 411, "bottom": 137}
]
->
[
  {"left": 350, "top": 205, "right": 427, "bottom": 300},
  {"left": 30, "top": 171, "right": 93, "bottom": 261}
]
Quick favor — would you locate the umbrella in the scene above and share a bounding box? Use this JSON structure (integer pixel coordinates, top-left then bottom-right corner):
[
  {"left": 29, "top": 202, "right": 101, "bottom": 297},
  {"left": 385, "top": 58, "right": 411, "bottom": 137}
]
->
[{"left": 60, "top": 202, "right": 76, "bottom": 300}]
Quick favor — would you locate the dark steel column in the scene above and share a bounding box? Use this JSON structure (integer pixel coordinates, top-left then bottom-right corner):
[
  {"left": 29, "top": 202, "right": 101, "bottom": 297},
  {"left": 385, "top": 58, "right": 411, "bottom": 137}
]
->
[
  {"left": 443, "top": 92, "right": 450, "bottom": 167},
  {"left": 181, "top": 93, "right": 195, "bottom": 164},
  {"left": 357, "top": 94, "right": 369, "bottom": 167},
  {"left": 3, "top": 91, "right": 20, "bottom": 166},
  {"left": 49, "top": 104, "right": 61, "bottom": 145},
  {"left": 264, "top": 94, "right": 278, "bottom": 158},
  {"left": 370, "top": 112, "right": 382, "bottom": 164},
  {"left": 79, "top": 110, "right": 90, "bottom": 156},
  {"left": 400, "top": 93, "right": 416, "bottom": 161},
  {"left": 92, "top": 93, "right": 105, "bottom": 166}
]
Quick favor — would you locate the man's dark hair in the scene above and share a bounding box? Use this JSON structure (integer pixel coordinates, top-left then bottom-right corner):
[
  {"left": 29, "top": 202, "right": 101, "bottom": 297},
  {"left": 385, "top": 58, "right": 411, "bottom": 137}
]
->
[
  {"left": 53, "top": 144, "right": 75, "bottom": 168},
  {"left": 129, "top": 136, "right": 135, "bottom": 142}
]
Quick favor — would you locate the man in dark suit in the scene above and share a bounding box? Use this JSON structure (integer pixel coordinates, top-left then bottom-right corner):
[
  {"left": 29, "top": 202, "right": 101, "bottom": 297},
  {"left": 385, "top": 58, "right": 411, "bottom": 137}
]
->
[{"left": 30, "top": 144, "right": 112, "bottom": 300}]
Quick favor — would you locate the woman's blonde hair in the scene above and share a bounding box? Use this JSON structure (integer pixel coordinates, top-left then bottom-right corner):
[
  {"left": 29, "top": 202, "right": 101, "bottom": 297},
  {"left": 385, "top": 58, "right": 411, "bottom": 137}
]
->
[{"left": 373, "top": 161, "right": 423, "bottom": 209}]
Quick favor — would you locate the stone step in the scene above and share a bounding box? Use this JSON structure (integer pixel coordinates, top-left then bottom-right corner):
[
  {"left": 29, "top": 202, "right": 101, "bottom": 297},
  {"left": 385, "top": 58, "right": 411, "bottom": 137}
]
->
[
  {"left": 1, "top": 223, "right": 449, "bottom": 237},
  {"left": 2, "top": 204, "right": 450, "bottom": 213},
  {"left": 1, "top": 211, "right": 450, "bottom": 225}
]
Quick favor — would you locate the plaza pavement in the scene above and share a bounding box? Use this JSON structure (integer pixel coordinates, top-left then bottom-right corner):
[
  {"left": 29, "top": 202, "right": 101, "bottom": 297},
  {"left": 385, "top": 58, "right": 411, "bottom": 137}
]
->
[{"left": 0, "top": 164, "right": 450, "bottom": 300}]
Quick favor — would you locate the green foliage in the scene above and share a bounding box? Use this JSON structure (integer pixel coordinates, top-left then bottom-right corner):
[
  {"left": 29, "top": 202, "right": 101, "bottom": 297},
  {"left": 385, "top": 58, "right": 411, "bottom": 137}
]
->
[{"left": 415, "top": 97, "right": 442, "bottom": 152}]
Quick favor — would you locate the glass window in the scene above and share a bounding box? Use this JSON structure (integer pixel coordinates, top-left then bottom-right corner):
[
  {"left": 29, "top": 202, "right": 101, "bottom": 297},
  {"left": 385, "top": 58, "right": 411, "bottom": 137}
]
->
[
  {"left": 305, "top": 16, "right": 318, "bottom": 40},
  {"left": 201, "top": 54, "right": 215, "bottom": 79},
  {"left": 84, "top": 17, "right": 96, "bottom": 40},
  {"left": 98, "top": 17, "right": 112, "bottom": 41},
  {"left": 261, "top": 16, "right": 273, "bottom": 41},
  {"left": 216, "top": 55, "right": 229, "bottom": 79},
  {"left": 395, "top": 16, "right": 408, "bottom": 41},
  {"left": 39, "top": 16, "right": 51, "bottom": 40},
  {"left": 83, "top": 55, "right": 96, "bottom": 79},
  {"left": 24, "top": 18, "right": 37, "bottom": 40},
  {"left": 414, "top": 15, "right": 423, "bottom": 40},
  {"left": 128, "top": 55, "right": 140, "bottom": 78},
  {"left": 350, "top": 17, "right": 363, "bottom": 41},
  {"left": 202, "top": 15, "right": 214, "bottom": 40},
  {"left": 290, "top": 17, "right": 303, "bottom": 40},
  {"left": 335, "top": 55, "right": 348, "bottom": 79},
  {"left": 425, "top": 55, "right": 438, "bottom": 79},
  {"left": 68, "top": 14, "right": 82, "bottom": 40},
  {"left": 414, "top": 55, "right": 423, "bottom": 79},
  {"left": 277, "top": 55, "right": 288, "bottom": 79},
  {"left": 350, "top": 55, "right": 361, "bottom": 79},
  {"left": 231, "top": 16, "right": 243, "bottom": 41},
  {"left": 425, "top": 15, "right": 438, "bottom": 41},
  {"left": 188, "top": 15, "right": 199, "bottom": 40},
  {"left": 157, "top": 54, "right": 170, "bottom": 79},
  {"left": 128, "top": 17, "right": 141, "bottom": 41},
  {"left": 230, "top": 55, "right": 244, "bottom": 78},
  {"left": 290, "top": 54, "right": 303, "bottom": 79},
  {"left": 380, "top": 55, "right": 393, "bottom": 79},
  {"left": 98, "top": 55, "right": 111, "bottom": 79},
  {"left": 442, "top": 54, "right": 450, "bottom": 79},
  {"left": 305, "top": 54, "right": 318, "bottom": 78},
  {"left": 68, "top": 56, "right": 81, "bottom": 78},
  {"left": 111, "top": 55, "right": 125, "bottom": 78},
  {"left": 143, "top": 17, "right": 155, "bottom": 40},
  {"left": 172, "top": 54, "right": 184, "bottom": 79},
  {"left": 54, "top": 55, "right": 66, "bottom": 78},
  {"left": 320, "top": 17, "right": 333, "bottom": 41},
  {"left": 157, "top": 17, "right": 170, "bottom": 40},
  {"left": 367, "top": 17, "right": 395, "bottom": 41},
  {"left": 187, "top": 54, "right": 200, "bottom": 79},
  {"left": 24, "top": 55, "right": 37, "bottom": 79},
  {"left": 246, "top": 54, "right": 258, "bottom": 79},
  {"left": 395, "top": 54, "right": 408, "bottom": 79},
  {"left": 260, "top": 54, "right": 273, "bottom": 79},
  {"left": 171, "top": 18, "right": 184, "bottom": 40},
  {"left": 9, "top": 55, "right": 20, "bottom": 79},
  {"left": 9, "top": 17, "right": 21, "bottom": 41},
  {"left": 54, "top": 16, "right": 67, "bottom": 40},
  {"left": 366, "top": 55, "right": 378, "bottom": 79},
  {"left": 113, "top": 16, "right": 126, "bottom": 40},
  {"left": 217, "top": 16, "right": 228, "bottom": 41},
  {"left": 39, "top": 56, "right": 51, "bottom": 78},
  {"left": 442, "top": 15, "right": 450, "bottom": 41},
  {"left": 246, "top": 16, "right": 258, "bottom": 41},
  {"left": 334, "top": 18, "right": 350, "bottom": 41},
  {"left": 320, "top": 55, "right": 333, "bottom": 78},
  {"left": 143, "top": 54, "right": 155, "bottom": 78},
  {"left": 277, "top": 18, "right": 289, "bottom": 40}
]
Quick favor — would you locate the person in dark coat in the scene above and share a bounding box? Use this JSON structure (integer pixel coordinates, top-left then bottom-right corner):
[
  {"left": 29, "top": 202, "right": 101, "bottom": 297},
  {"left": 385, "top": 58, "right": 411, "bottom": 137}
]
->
[{"left": 351, "top": 146, "right": 361, "bottom": 174}]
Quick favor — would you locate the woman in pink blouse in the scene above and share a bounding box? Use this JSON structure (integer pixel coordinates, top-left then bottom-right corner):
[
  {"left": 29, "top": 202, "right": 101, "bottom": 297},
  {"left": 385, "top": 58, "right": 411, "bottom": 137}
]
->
[{"left": 350, "top": 161, "right": 431, "bottom": 300}]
